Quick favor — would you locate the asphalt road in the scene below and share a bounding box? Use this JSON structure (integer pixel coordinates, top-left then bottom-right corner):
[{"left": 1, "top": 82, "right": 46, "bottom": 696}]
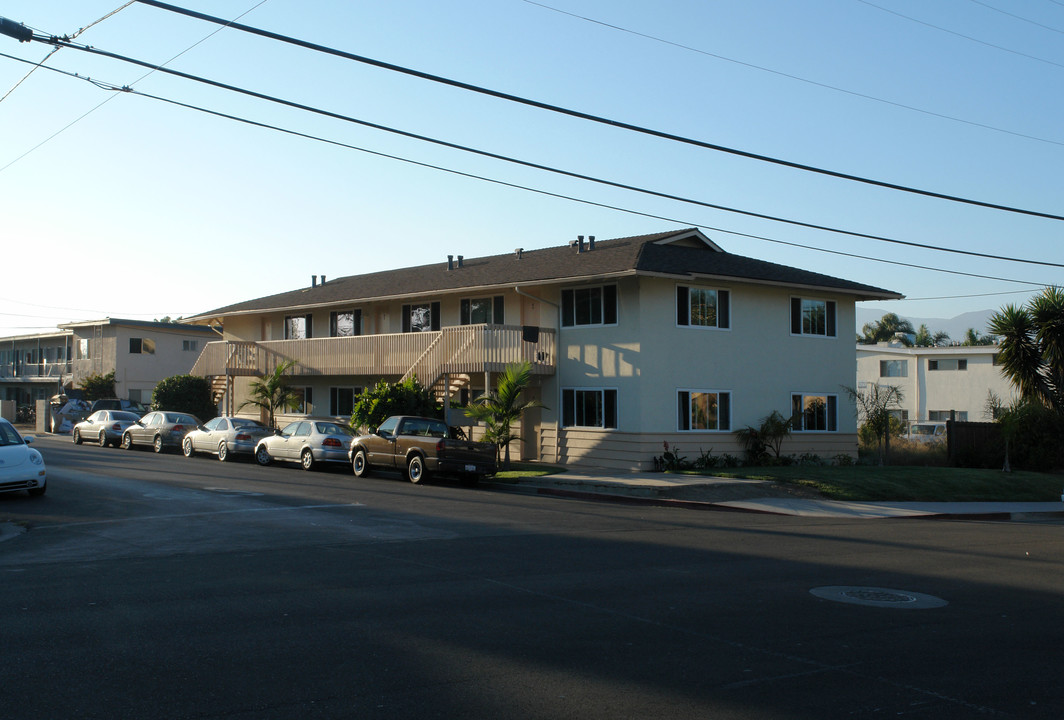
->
[{"left": 3, "top": 434, "right": 1063, "bottom": 719}]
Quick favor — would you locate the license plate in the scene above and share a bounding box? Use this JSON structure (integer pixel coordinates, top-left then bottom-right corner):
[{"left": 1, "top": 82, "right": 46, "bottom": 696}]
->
[{"left": 465, "top": 464, "right": 476, "bottom": 472}]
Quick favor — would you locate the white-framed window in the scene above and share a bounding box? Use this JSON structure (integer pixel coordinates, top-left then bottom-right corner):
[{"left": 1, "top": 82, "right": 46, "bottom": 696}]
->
[
  {"left": 292, "top": 387, "right": 313, "bottom": 414},
  {"left": 879, "top": 359, "right": 907, "bottom": 377},
  {"left": 790, "top": 297, "right": 836, "bottom": 337},
  {"left": 676, "top": 286, "right": 730, "bottom": 329},
  {"left": 285, "top": 314, "right": 313, "bottom": 340},
  {"left": 561, "top": 388, "right": 617, "bottom": 428},
  {"left": 329, "top": 387, "right": 360, "bottom": 416},
  {"left": 402, "top": 302, "right": 440, "bottom": 332},
  {"left": 182, "top": 340, "right": 198, "bottom": 352},
  {"left": 791, "top": 393, "right": 838, "bottom": 432},
  {"left": 460, "top": 296, "right": 504, "bottom": 325},
  {"left": 678, "top": 390, "right": 731, "bottom": 431},
  {"left": 561, "top": 285, "right": 617, "bottom": 327},
  {"left": 130, "top": 338, "right": 156, "bottom": 354},
  {"left": 330, "top": 310, "right": 361, "bottom": 337}
]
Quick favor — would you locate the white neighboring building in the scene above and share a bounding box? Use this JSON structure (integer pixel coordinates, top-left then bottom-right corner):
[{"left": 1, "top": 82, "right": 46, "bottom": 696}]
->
[{"left": 856, "top": 344, "right": 1019, "bottom": 424}]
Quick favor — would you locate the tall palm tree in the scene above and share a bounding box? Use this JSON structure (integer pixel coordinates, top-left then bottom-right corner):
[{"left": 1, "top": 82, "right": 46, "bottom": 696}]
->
[
  {"left": 238, "top": 359, "right": 302, "bottom": 428},
  {"left": 464, "top": 361, "right": 545, "bottom": 470},
  {"left": 859, "top": 312, "right": 915, "bottom": 345},
  {"left": 989, "top": 287, "right": 1064, "bottom": 414}
]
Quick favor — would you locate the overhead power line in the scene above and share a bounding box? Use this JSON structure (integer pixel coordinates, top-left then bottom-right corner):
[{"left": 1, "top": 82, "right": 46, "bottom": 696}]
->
[
  {"left": 0, "top": 51, "right": 1053, "bottom": 291},
  {"left": 127, "top": 0, "right": 1064, "bottom": 222},
  {"left": 4, "top": 45, "right": 1061, "bottom": 274}
]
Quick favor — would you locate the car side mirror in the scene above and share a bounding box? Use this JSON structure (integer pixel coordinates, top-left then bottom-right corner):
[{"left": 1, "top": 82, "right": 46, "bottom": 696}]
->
[{"left": 23, "top": 436, "right": 34, "bottom": 445}]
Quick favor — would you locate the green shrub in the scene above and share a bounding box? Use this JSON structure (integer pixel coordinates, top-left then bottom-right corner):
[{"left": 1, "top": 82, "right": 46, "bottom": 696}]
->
[{"left": 151, "top": 375, "right": 217, "bottom": 422}]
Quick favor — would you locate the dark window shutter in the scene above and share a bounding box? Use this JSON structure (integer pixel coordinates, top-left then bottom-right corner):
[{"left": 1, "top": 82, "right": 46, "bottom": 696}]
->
[
  {"left": 561, "top": 290, "right": 574, "bottom": 327},
  {"left": 791, "top": 394, "right": 803, "bottom": 430},
  {"left": 494, "top": 296, "right": 504, "bottom": 324},
  {"left": 718, "top": 290, "right": 730, "bottom": 329},
  {"left": 791, "top": 298, "right": 802, "bottom": 335},
  {"left": 677, "top": 286, "right": 689, "bottom": 325},
  {"left": 353, "top": 309, "right": 362, "bottom": 336},
  {"left": 460, "top": 299, "right": 470, "bottom": 325},
  {"left": 826, "top": 301, "right": 837, "bottom": 337},
  {"left": 828, "top": 396, "right": 838, "bottom": 431},
  {"left": 678, "top": 391, "right": 690, "bottom": 430},
  {"left": 719, "top": 392, "right": 731, "bottom": 430},
  {"left": 431, "top": 302, "right": 441, "bottom": 331},
  {"left": 604, "top": 389, "right": 617, "bottom": 428},
  {"left": 603, "top": 285, "right": 617, "bottom": 325},
  {"left": 305, "top": 314, "right": 313, "bottom": 339},
  {"left": 402, "top": 305, "right": 411, "bottom": 333},
  {"left": 562, "top": 389, "right": 574, "bottom": 426}
]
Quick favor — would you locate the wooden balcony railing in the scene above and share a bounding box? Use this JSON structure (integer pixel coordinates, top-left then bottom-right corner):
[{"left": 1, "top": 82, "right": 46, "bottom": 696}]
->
[{"left": 189, "top": 325, "right": 556, "bottom": 382}]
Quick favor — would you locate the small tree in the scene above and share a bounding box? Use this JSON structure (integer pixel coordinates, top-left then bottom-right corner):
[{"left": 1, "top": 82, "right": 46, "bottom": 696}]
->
[
  {"left": 152, "top": 374, "right": 217, "bottom": 421},
  {"left": 80, "top": 370, "right": 117, "bottom": 402},
  {"left": 989, "top": 287, "right": 1064, "bottom": 415},
  {"left": 239, "top": 359, "right": 302, "bottom": 428},
  {"left": 735, "top": 410, "right": 793, "bottom": 464},
  {"left": 350, "top": 376, "right": 440, "bottom": 432},
  {"left": 844, "top": 383, "right": 903, "bottom": 466},
  {"left": 463, "top": 361, "right": 545, "bottom": 470}
]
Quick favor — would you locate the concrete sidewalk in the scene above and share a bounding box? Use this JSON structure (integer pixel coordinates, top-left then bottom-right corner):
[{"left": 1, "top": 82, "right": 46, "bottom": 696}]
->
[{"left": 490, "top": 468, "right": 1064, "bottom": 520}]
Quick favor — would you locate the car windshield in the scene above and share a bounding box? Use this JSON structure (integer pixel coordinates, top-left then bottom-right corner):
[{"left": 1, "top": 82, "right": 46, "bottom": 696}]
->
[
  {"left": 910, "top": 425, "right": 936, "bottom": 436},
  {"left": 315, "top": 422, "right": 354, "bottom": 436},
  {"left": 0, "top": 423, "right": 25, "bottom": 446}
]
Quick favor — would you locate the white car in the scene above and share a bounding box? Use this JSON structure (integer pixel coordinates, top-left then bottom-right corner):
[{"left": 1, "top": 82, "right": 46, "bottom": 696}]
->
[
  {"left": 254, "top": 420, "right": 355, "bottom": 471},
  {"left": 907, "top": 422, "right": 947, "bottom": 444},
  {"left": 0, "top": 418, "right": 46, "bottom": 497}
]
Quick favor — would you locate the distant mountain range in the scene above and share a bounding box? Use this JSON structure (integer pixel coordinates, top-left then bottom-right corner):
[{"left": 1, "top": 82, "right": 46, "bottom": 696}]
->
[{"left": 855, "top": 308, "right": 996, "bottom": 341}]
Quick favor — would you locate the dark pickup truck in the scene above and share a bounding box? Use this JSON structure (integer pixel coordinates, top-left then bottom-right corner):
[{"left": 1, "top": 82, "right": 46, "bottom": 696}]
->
[{"left": 349, "top": 415, "right": 497, "bottom": 484}]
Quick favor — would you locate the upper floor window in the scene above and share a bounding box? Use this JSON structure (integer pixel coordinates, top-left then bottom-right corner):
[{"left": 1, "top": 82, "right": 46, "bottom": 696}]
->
[
  {"left": 561, "top": 285, "right": 617, "bottom": 327},
  {"left": 879, "top": 359, "right": 907, "bottom": 377},
  {"left": 678, "top": 390, "right": 731, "bottom": 431},
  {"left": 461, "top": 296, "right": 504, "bottom": 325},
  {"left": 562, "top": 388, "right": 617, "bottom": 428},
  {"left": 285, "top": 314, "right": 313, "bottom": 340},
  {"left": 677, "top": 286, "right": 730, "bottom": 329},
  {"left": 330, "top": 310, "right": 361, "bottom": 337},
  {"left": 77, "top": 339, "right": 89, "bottom": 359},
  {"left": 790, "top": 298, "right": 836, "bottom": 337},
  {"left": 929, "top": 359, "right": 967, "bottom": 371},
  {"left": 791, "top": 393, "right": 838, "bottom": 432},
  {"left": 130, "top": 338, "right": 155, "bottom": 354},
  {"left": 182, "top": 340, "right": 198, "bottom": 352},
  {"left": 403, "top": 302, "right": 441, "bottom": 333}
]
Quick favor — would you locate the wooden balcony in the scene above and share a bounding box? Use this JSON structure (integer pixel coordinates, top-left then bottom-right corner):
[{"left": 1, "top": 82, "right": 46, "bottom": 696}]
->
[{"left": 189, "top": 325, "right": 556, "bottom": 385}]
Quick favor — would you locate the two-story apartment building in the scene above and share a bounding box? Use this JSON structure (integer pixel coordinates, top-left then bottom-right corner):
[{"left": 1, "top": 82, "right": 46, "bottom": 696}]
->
[
  {"left": 0, "top": 330, "right": 74, "bottom": 413},
  {"left": 185, "top": 229, "right": 900, "bottom": 470},
  {"left": 57, "top": 318, "right": 218, "bottom": 406},
  {"left": 856, "top": 343, "right": 1018, "bottom": 425}
]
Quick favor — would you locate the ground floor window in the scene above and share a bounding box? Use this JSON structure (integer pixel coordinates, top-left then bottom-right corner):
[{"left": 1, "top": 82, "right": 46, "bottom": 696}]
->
[
  {"left": 678, "top": 390, "right": 730, "bottom": 431},
  {"left": 293, "top": 387, "right": 313, "bottom": 414},
  {"left": 562, "top": 388, "right": 617, "bottom": 428},
  {"left": 791, "top": 393, "right": 837, "bottom": 431},
  {"left": 330, "top": 387, "right": 360, "bottom": 416}
]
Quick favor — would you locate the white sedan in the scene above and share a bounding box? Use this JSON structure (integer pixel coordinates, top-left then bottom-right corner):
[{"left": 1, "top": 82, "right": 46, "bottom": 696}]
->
[{"left": 0, "top": 418, "right": 46, "bottom": 497}]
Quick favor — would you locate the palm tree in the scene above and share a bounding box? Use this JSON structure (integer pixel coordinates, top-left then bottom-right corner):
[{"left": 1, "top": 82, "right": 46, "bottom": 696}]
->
[
  {"left": 859, "top": 312, "right": 915, "bottom": 345},
  {"left": 913, "top": 324, "right": 950, "bottom": 347},
  {"left": 960, "top": 327, "right": 997, "bottom": 346},
  {"left": 238, "top": 359, "right": 302, "bottom": 428},
  {"left": 989, "top": 287, "right": 1064, "bottom": 414},
  {"left": 463, "top": 361, "right": 545, "bottom": 470}
]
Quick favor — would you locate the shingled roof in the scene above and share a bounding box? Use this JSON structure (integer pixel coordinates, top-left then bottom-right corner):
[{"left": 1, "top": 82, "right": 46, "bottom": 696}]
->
[{"left": 187, "top": 228, "right": 901, "bottom": 322}]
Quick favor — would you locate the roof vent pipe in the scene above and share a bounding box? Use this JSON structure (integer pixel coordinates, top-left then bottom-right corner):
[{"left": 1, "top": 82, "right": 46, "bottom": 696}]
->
[
  {"left": 321, "top": 275, "right": 326, "bottom": 284},
  {"left": 447, "top": 255, "right": 454, "bottom": 271},
  {"left": 458, "top": 255, "right": 464, "bottom": 268},
  {"left": 515, "top": 248, "right": 523, "bottom": 259},
  {"left": 312, "top": 275, "right": 317, "bottom": 287},
  {"left": 577, "top": 235, "right": 584, "bottom": 253},
  {"left": 588, "top": 235, "right": 595, "bottom": 250}
]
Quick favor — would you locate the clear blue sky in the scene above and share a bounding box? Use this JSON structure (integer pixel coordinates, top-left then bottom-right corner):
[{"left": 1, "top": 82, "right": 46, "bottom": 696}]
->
[{"left": 1, "top": 0, "right": 1060, "bottom": 336}]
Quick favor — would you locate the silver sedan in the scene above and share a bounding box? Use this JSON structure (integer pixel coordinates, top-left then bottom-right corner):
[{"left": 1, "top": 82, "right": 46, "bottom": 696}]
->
[
  {"left": 72, "top": 410, "right": 142, "bottom": 448},
  {"left": 253, "top": 420, "right": 355, "bottom": 471},
  {"left": 182, "top": 416, "right": 273, "bottom": 462}
]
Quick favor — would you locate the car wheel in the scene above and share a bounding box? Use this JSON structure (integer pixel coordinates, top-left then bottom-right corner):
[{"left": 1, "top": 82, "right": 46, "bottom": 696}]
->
[
  {"left": 153, "top": 435, "right": 164, "bottom": 453},
  {"left": 183, "top": 437, "right": 194, "bottom": 457},
  {"left": 407, "top": 454, "right": 428, "bottom": 484},
  {"left": 300, "top": 449, "right": 315, "bottom": 471},
  {"left": 217, "top": 441, "right": 229, "bottom": 462},
  {"left": 352, "top": 448, "right": 371, "bottom": 478},
  {"left": 28, "top": 485, "right": 46, "bottom": 497},
  {"left": 255, "top": 445, "right": 272, "bottom": 466},
  {"left": 122, "top": 433, "right": 134, "bottom": 450},
  {"left": 98, "top": 432, "right": 109, "bottom": 448},
  {"left": 72, "top": 428, "right": 82, "bottom": 445}
]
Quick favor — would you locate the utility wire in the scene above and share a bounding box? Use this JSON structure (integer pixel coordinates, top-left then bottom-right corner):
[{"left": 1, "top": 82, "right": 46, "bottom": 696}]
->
[
  {"left": 522, "top": 0, "right": 1064, "bottom": 148},
  {"left": 965, "top": 0, "right": 1064, "bottom": 35},
  {"left": 129, "top": 0, "right": 1064, "bottom": 222},
  {"left": 8, "top": 42, "right": 1062, "bottom": 273},
  {"left": 1, "top": 52, "right": 1051, "bottom": 290}
]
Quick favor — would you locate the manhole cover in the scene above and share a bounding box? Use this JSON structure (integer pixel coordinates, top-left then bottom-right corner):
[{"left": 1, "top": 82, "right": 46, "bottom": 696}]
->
[{"left": 810, "top": 586, "right": 948, "bottom": 609}]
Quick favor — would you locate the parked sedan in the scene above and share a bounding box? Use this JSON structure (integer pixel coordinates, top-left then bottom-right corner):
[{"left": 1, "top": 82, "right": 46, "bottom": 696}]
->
[
  {"left": 72, "top": 410, "right": 142, "bottom": 448},
  {"left": 0, "top": 418, "right": 46, "bottom": 497},
  {"left": 122, "top": 411, "right": 201, "bottom": 453},
  {"left": 254, "top": 420, "right": 355, "bottom": 471},
  {"left": 183, "top": 416, "right": 273, "bottom": 462}
]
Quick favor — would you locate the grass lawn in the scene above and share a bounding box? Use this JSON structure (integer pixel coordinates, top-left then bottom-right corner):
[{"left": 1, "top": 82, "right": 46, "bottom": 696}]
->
[
  {"left": 492, "top": 462, "right": 566, "bottom": 480},
  {"left": 701, "top": 465, "right": 1064, "bottom": 502}
]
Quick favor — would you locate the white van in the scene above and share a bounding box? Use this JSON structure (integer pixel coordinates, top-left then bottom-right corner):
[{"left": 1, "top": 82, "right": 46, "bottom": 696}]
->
[{"left": 907, "top": 422, "right": 947, "bottom": 444}]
